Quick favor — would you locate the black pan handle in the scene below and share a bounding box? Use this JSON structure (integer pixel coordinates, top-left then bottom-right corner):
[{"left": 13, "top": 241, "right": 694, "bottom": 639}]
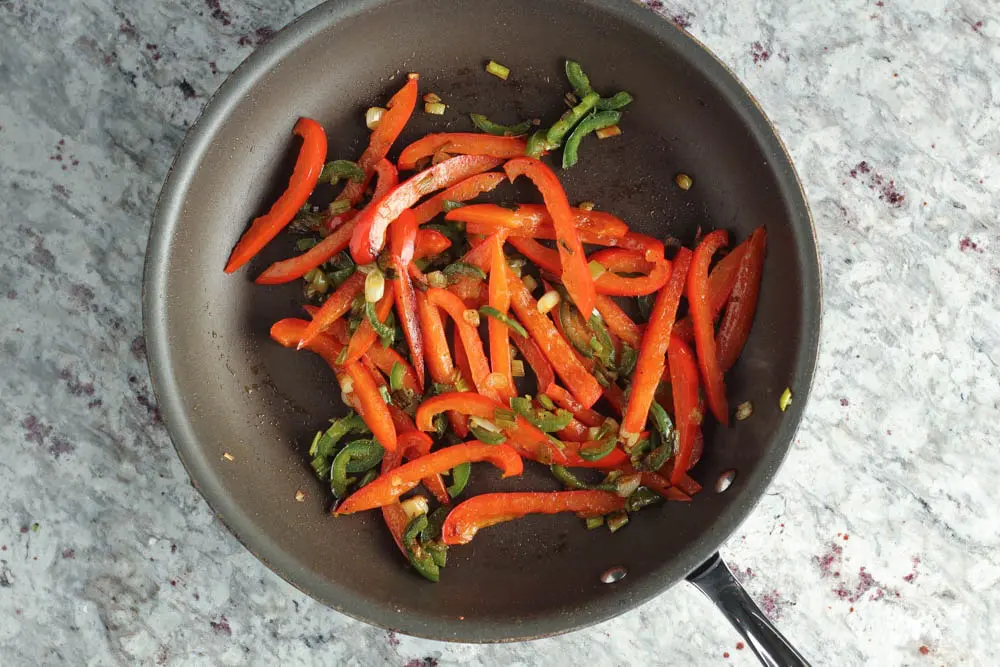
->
[{"left": 687, "top": 553, "right": 811, "bottom": 667}]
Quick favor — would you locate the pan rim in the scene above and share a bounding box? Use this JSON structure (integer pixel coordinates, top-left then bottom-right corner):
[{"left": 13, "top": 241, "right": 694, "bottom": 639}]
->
[{"left": 143, "top": 0, "right": 822, "bottom": 643}]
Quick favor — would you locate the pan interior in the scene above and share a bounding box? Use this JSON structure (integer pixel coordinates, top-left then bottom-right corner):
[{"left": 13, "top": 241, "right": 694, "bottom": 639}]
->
[{"left": 145, "top": 0, "right": 819, "bottom": 642}]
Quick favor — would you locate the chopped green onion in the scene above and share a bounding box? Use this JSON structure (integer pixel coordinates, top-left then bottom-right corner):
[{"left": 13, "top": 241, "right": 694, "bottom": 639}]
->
[
  {"left": 485, "top": 59, "right": 510, "bottom": 80},
  {"left": 564, "top": 60, "right": 593, "bottom": 98},
  {"left": 675, "top": 173, "right": 693, "bottom": 191},
  {"left": 400, "top": 495, "right": 429, "bottom": 520},
  {"left": 328, "top": 199, "right": 352, "bottom": 215},
  {"left": 521, "top": 274, "right": 539, "bottom": 293},
  {"left": 447, "top": 462, "right": 472, "bottom": 497},
  {"left": 469, "top": 113, "right": 532, "bottom": 136},
  {"left": 424, "top": 101, "right": 447, "bottom": 115},
  {"left": 588, "top": 260, "right": 606, "bottom": 279},
  {"left": 537, "top": 290, "right": 561, "bottom": 314},
  {"left": 736, "top": 401, "right": 754, "bottom": 421},
  {"left": 378, "top": 385, "right": 392, "bottom": 405},
  {"left": 607, "top": 511, "right": 629, "bottom": 533},
  {"left": 390, "top": 362, "right": 406, "bottom": 392},
  {"left": 320, "top": 159, "right": 364, "bottom": 186},
  {"left": 479, "top": 306, "right": 528, "bottom": 337},
  {"left": 585, "top": 515, "right": 605, "bottom": 530},
  {"left": 511, "top": 359, "right": 525, "bottom": 377},
  {"left": 779, "top": 388, "right": 793, "bottom": 412},
  {"left": 426, "top": 271, "right": 448, "bottom": 289},
  {"left": 366, "top": 107, "right": 386, "bottom": 130},
  {"left": 442, "top": 262, "right": 487, "bottom": 280},
  {"left": 493, "top": 407, "right": 518, "bottom": 428},
  {"left": 423, "top": 92, "right": 442, "bottom": 104},
  {"left": 364, "top": 267, "right": 385, "bottom": 303},
  {"left": 562, "top": 110, "right": 621, "bottom": 169},
  {"left": 614, "top": 473, "right": 642, "bottom": 498}
]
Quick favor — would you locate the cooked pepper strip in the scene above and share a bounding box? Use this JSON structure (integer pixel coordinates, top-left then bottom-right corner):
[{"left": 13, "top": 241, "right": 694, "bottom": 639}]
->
[
  {"left": 717, "top": 226, "right": 766, "bottom": 371},
  {"left": 544, "top": 384, "right": 603, "bottom": 428},
  {"left": 397, "top": 133, "right": 527, "bottom": 170},
  {"left": 342, "top": 361, "right": 398, "bottom": 451},
  {"left": 589, "top": 248, "right": 672, "bottom": 297},
  {"left": 441, "top": 491, "right": 625, "bottom": 545},
  {"left": 510, "top": 331, "right": 555, "bottom": 394},
  {"left": 411, "top": 172, "right": 507, "bottom": 225},
  {"left": 638, "top": 471, "right": 692, "bottom": 502},
  {"left": 506, "top": 237, "right": 562, "bottom": 275},
  {"left": 350, "top": 155, "right": 504, "bottom": 263},
  {"left": 447, "top": 203, "right": 628, "bottom": 242},
  {"left": 336, "top": 442, "right": 523, "bottom": 514},
  {"left": 507, "top": 273, "right": 603, "bottom": 408},
  {"left": 415, "top": 392, "right": 568, "bottom": 464},
  {"left": 413, "top": 228, "right": 452, "bottom": 260},
  {"left": 486, "top": 234, "right": 516, "bottom": 399},
  {"left": 389, "top": 209, "right": 425, "bottom": 388},
  {"left": 596, "top": 91, "right": 633, "bottom": 111},
  {"left": 594, "top": 294, "right": 643, "bottom": 348},
  {"left": 343, "top": 285, "right": 395, "bottom": 365},
  {"left": 254, "top": 213, "right": 361, "bottom": 285},
  {"left": 425, "top": 288, "right": 499, "bottom": 401},
  {"left": 687, "top": 229, "right": 730, "bottom": 425},
  {"left": 667, "top": 335, "right": 702, "bottom": 484},
  {"left": 546, "top": 92, "right": 600, "bottom": 147},
  {"left": 415, "top": 290, "right": 468, "bottom": 437},
  {"left": 331, "top": 439, "right": 385, "bottom": 498},
  {"left": 672, "top": 238, "right": 747, "bottom": 341},
  {"left": 363, "top": 346, "right": 421, "bottom": 397},
  {"left": 564, "top": 60, "right": 592, "bottom": 98},
  {"left": 225, "top": 118, "right": 327, "bottom": 273},
  {"left": 622, "top": 248, "right": 692, "bottom": 438},
  {"left": 338, "top": 78, "right": 417, "bottom": 206},
  {"left": 469, "top": 113, "right": 533, "bottom": 136},
  {"left": 562, "top": 110, "right": 621, "bottom": 169},
  {"left": 297, "top": 271, "right": 365, "bottom": 348},
  {"left": 503, "top": 158, "right": 597, "bottom": 319},
  {"left": 447, "top": 461, "right": 472, "bottom": 497}
]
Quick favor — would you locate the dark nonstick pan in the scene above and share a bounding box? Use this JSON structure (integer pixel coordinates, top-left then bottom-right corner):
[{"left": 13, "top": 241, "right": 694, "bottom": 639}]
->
[{"left": 143, "top": 0, "right": 820, "bottom": 660}]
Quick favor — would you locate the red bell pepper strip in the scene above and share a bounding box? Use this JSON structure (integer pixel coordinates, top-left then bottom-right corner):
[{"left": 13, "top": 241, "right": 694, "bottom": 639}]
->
[
  {"left": 589, "top": 248, "right": 672, "bottom": 297},
  {"left": 487, "top": 233, "right": 516, "bottom": 399},
  {"left": 415, "top": 291, "right": 468, "bottom": 437},
  {"left": 425, "top": 288, "right": 499, "bottom": 400},
  {"left": 255, "top": 214, "right": 359, "bottom": 285},
  {"left": 363, "top": 344, "right": 421, "bottom": 396},
  {"left": 510, "top": 331, "right": 555, "bottom": 395},
  {"left": 415, "top": 392, "right": 568, "bottom": 464},
  {"left": 603, "top": 382, "right": 627, "bottom": 416},
  {"left": 672, "top": 238, "right": 747, "bottom": 341},
  {"left": 667, "top": 335, "right": 703, "bottom": 484},
  {"left": 336, "top": 442, "right": 523, "bottom": 514},
  {"left": 359, "top": 354, "right": 417, "bottom": 433},
  {"left": 594, "top": 294, "right": 643, "bottom": 348},
  {"left": 441, "top": 491, "right": 626, "bottom": 545},
  {"left": 638, "top": 471, "right": 692, "bottom": 502},
  {"left": 380, "top": 430, "right": 438, "bottom": 558},
  {"left": 389, "top": 209, "right": 425, "bottom": 388},
  {"left": 507, "top": 237, "right": 562, "bottom": 276},
  {"left": 338, "top": 78, "right": 417, "bottom": 206},
  {"left": 503, "top": 157, "right": 597, "bottom": 319},
  {"left": 458, "top": 235, "right": 496, "bottom": 273},
  {"left": 606, "top": 232, "right": 666, "bottom": 262},
  {"left": 398, "top": 133, "right": 527, "bottom": 170},
  {"left": 687, "top": 229, "right": 730, "bottom": 425},
  {"left": 411, "top": 172, "right": 507, "bottom": 225},
  {"left": 413, "top": 229, "right": 451, "bottom": 260},
  {"left": 342, "top": 284, "right": 395, "bottom": 366},
  {"left": 447, "top": 275, "right": 489, "bottom": 308},
  {"left": 621, "top": 248, "right": 692, "bottom": 438},
  {"left": 448, "top": 203, "right": 628, "bottom": 240},
  {"left": 507, "top": 273, "right": 603, "bottom": 408},
  {"left": 556, "top": 417, "right": 589, "bottom": 442},
  {"left": 298, "top": 272, "right": 366, "bottom": 348},
  {"left": 225, "top": 118, "right": 327, "bottom": 274},
  {"left": 717, "top": 226, "right": 766, "bottom": 372},
  {"left": 349, "top": 155, "right": 504, "bottom": 264},
  {"left": 370, "top": 157, "right": 400, "bottom": 200},
  {"left": 544, "top": 384, "right": 603, "bottom": 428}
]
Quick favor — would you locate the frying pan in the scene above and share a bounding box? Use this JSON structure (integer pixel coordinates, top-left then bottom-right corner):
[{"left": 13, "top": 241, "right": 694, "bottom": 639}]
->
[{"left": 143, "top": 0, "right": 820, "bottom": 661}]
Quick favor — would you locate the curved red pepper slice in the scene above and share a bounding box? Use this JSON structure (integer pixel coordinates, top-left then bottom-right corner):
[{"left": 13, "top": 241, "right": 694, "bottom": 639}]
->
[
  {"left": 638, "top": 471, "right": 692, "bottom": 502},
  {"left": 717, "top": 226, "right": 766, "bottom": 371},
  {"left": 448, "top": 203, "right": 628, "bottom": 241},
  {"left": 687, "top": 229, "right": 729, "bottom": 425},
  {"left": 336, "top": 442, "right": 523, "bottom": 514},
  {"left": 297, "top": 271, "right": 365, "bottom": 348},
  {"left": 622, "top": 248, "right": 691, "bottom": 437},
  {"left": 667, "top": 335, "right": 703, "bottom": 484},
  {"left": 342, "top": 284, "right": 395, "bottom": 366},
  {"left": 413, "top": 229, "right": 452, "bottom": 260},
  {"left": 503, "top": 157, "right": 597, "bottom": 319},
  {"left": 398, "top": 133, "right": 527, "bottom": 170},
  {"left": 389, "top": 210, "right": 425, "bottom": 388},
  {"left": 510, "top": 331, "right": 555, "bottom": 395},
  {"left": 507, "top": 237, "right": 561, "bottom": 276},
  {"left": 349, "top": 155, "right": 504, "bottom": 264},
  {"left": 425, "top": 287, "right": 498, "bottom": 400},
  {"left": 441, "top": 491, "right": 625, "bottom": 545},
  {"left": 415, "top": 392, "right": 568, "bottom": 465},
  {"left": 589, "top": 248, "right": 672, "bottom": 297},
  {"left": 363, "top": 344, "right": 421, "bottom": 397},
  {"left": 380, "top": 429, "right": 435, "bottom": 558},
  {"left": 672, "top": 237, "right": 747, "bottom": 342},
  {"left": 412, "top": 172, "right": 507, "bottom": 225},
  {"left": 544, "top": 384, "right": 603, "bottom": 428},
  {"left": 594, "top": 294, "right": 643, "bottom": 348},
  {"left": 254, "top": 211, "right": 360, "bottom": 285},
  {"left": 415, "top": 290, "right": 468, "bottom": 437},
  {"left": 507, "top": 274, "right": 602, "bottom": 408},
  {"left": 225, "top": 118, "right": 327, "bottom": 273},
  {"left": 338, "top": 78, "right": 417, "bottom": 206},
  {"left": 487, "top": 233, "right": 516, "bottom": 399}
]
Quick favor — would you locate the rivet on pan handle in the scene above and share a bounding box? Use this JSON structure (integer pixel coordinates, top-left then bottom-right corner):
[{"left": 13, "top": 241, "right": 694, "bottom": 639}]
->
[{"left": 687, "top": 553, "right": 811, "bottom": 667}]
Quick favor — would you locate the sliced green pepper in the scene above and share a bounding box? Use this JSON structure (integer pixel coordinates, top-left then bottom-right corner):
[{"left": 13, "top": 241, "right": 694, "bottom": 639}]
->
[
  {"left": 550, "top": 465, "right": 616, "bottom": 492},
  {"left": 587, "top": 312, "right": 616, "bottom": 368},
  {"left": 425, "top": 541, "right": 448, "bottom": 568},
  {"left": 390, "top": 362, "right": 406, "bottom": 392},
  {"left": 546, "top": 92, "right": 600, "bottom": 148},
  {"left": 596, "top": 91, "right": 633, "bottom": 111},
  {"left": 564, "top": 60, "right": 593, "bottom": 98},
  {"left": 447, "top": 462, "right": 472, "bottom": 498},
  {"left": 626, "top": 487, "right": 662, "bottom": 513},
  {"left": 309, "top": 413, "right": 370, "bottom": 479},
  {"left": 558, "top": 299, "right": 594, "bottom": 358},
  {"left": 442, "top": 262, "right": 487, "bottom": 281},
  {"left": 469, "top": 425, "right": 506, "bottom": 445},
  {"left": 579, "top": 433, "right": 617, "bottom": 461},
  {"left": 525, "top": 129, "right": 552, "bottom": 158},
  {"left": 648, "top": 402, "right": 675, "bottom": 447},
  {"left": 642, "top": 442, "right": 673, "bottom": 472},
  {"left": 537, "top": 394, "right": 556, "bottom": 411},
  {"left": 469, "top": 113, "right": 532, "bottom": 136},
  {"left": 320, "top": 159, "right": 365, "bottom": 185},
  {"left": 356, "top": 467, "right": 379, "bottom": 489},
  {"left": 585, "top": 515, "right": 605, "bottom": 530},
  {"left": 618, "top": 342, "right": 638, "bottom": 378},
  {"left": 562, "top": 110, "right": 621, "bottom": 169},
  {"left": 403, "top": 515, "right": 440, "bottom": 582},
  {"left": 479, "top": 305, "right": 528, "bottom": 337},
  {"left": 330, "top": 439, "right": 386, "bottom": 498},
  {"left": 365, "top": 300, "right": 395, "bottom": 348},
  {"left": 510, "top": 396, "right": 574, "bottom": 432}
]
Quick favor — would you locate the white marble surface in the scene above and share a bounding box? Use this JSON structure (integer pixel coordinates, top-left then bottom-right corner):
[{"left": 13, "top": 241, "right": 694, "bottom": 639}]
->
[{"left": 1, "top": 0, "right": 998, "bottom": 664}]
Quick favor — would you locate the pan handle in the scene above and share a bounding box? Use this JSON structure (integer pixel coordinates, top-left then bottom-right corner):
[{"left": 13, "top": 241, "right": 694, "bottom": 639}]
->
[{"left": 687, "top": 553, "right": 811, "bottom": 667}]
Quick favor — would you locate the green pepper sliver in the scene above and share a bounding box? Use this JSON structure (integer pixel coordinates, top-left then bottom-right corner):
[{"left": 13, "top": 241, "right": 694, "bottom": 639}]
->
[
  {"left": 510, "top": 396, "right": 574, "bottom": 432},
  {"left": 588, "top": 312, "right": 616, "bottom": 367},
  {"left": 421, "top": 507, "right": 449, "bottom": 542},
  {"left": 469, "top": 425, "right": 506, "bottom": 445},
  {"left": 618, "top": 342, "right": 638, "bottom": 378},
  {"left": 550, "top": 465, "right": 616, "bottom": 491},
  {"left": 626, "top": 487, "right": 662, "bottom": 513},
  {"left": 558, "top": 299, "right": 595, "bottom": 358},
  {"left": 390, "top": 362, "right": 406, "bottom": 392},
  {"left": 546, "top": 91, "right": 600, "bottom": 148},
  {"left": 320, "top": 159, "right": 365, "bottom": 185},
  {"left": 447, "top": 462, "right": 472, "bottom": 498},
  {"left": 403, "top": 515, "right": 440, "bottom": 582},
  {"left": 579, "top": 433, "right": 617, "bottom": 461},
  {"left": 365, "top": 300, "right": 395, "bottom": 347},
  {"left": 525, "top": 129, "right": 552, "bottom": 158},
  {"left": 564, "top": 60, "right": 593, "bottom": 98},
  {"left": 469, "top": 113, "right": 532, "bottom": 136},
  {"left": 642, "top": 442, "right": 673, "bottom": 472},
  {"left": 442, "top": 262, "right": 487, "bottom": 281},
  {"left": 309, "top": 412, "right": 370, "bottom": 478},
  {"left": 479, "top": 306, "right": 528, "bottom": 338},
  {"left": 562, "top": 110, "right": 621, "bottom": 169},
  {"left": 596, "top": 91, "right": 633, "bottom": 111},
  {"left": 330, "top": 440, "right": 386, "bottom": 498}
]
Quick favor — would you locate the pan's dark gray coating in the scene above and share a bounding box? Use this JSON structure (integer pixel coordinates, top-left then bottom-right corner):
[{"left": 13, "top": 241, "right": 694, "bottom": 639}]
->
[{"left": 144, "top": 0, "right": 820, "bottom": 642}]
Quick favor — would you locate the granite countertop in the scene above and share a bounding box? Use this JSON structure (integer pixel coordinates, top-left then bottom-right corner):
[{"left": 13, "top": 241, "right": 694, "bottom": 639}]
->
[{"left": 1, "top": 0, "right": 997, "bottom": 664}]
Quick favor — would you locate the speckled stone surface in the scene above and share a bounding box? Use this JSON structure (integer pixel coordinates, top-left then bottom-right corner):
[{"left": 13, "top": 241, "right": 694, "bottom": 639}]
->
[{"left": 1, "top": 0, "right": 997, "bottom": 664}]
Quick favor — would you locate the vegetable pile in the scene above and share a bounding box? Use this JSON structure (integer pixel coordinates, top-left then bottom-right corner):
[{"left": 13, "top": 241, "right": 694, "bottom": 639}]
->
[{"left": 225, "top": 60, "right": 767, "bottom": 582}]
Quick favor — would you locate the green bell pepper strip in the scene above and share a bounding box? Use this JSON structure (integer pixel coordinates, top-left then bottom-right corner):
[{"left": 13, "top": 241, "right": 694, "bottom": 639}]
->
[
  {"left": 587, "top": 312, "right": 616, "bottom": 368},
  {"left": 469, "top": 425, "right": 506, "bottom": 445},
  {"left": 558, "top": 299, "right": 595, "bottom": 358},
  {"left": 320, "top": 159, "right": 365, "bottom": 186},
  {"left": 309, "top": 412, "right": 370, "bottom": 478},
  {"left": 564, "top": 60, "right": 593, "bottom": 98},
  {"left": 331, "top": 440, "right": 386, "bottom": 498},
  {"left": 470, "top": 113, "right": 532, "bottom": 136},
  {"left": 618, "top": 342, "right": 638, "bottom": 378},
  {"left": 596, "top": 91, "right": 633, "bottom": 111},
  {"left": 648, "top": 402, "right": 675, "bottom": 446},
  {"left": 546, "top": 92, "right": 600, "bottom": 147},
  {"left": 422, "top": 222, "right": 466, "bottom": 249},
  {"left": 562, "top": 110, "right": 621, "bottom": 169},
  {"left": 390, "top": 362, "right": 406, "bottom": 392},
  {"left": 365, "top": 300, "right": 395, "bottom": 348},
  {"left": 441, "top": 200, "right": 465, "bottom": 213},
  {"left": 356, "top": 467, "right": 379, "bottom": 489},
  {"left": 585, "top": 515, "right": 604, "bottom": 529},
  {"left": 578, "top": 432, "right": 617, "bottom": 461},
  {"left": 626, "top": 487, "right": 662, "bottom": 513},
  {"left": 525, "top": 130, "right": 552, "bottom": 158},
  {"left": 442, "top": 261, "right": 487, "bottom": 281},
  {"left": 403, "top": 515, "right": 440, "bottom": 582},
  {"left": 550, "top": 465, "right": 616, "bottom": 491},
  {"left": 642, "top": 442, "right": 673, "bottom": 472},
  {"left": 421, "top": 507, "right": 449, "bottom": 542},
  {"left": 447, "top": 461, "right": 472, "bottom": 498},
  {"left": 509, "top": 397, "right": 574, "bottom": 432},
  {"left": 537, "top": 394, "right": 556, "bottom": 411},
  {"left": 479, "top": 305, "right": 528, "bottom": 338},
  {"left": 426, "top": 541, "right": 448, "bottom": 568}
]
